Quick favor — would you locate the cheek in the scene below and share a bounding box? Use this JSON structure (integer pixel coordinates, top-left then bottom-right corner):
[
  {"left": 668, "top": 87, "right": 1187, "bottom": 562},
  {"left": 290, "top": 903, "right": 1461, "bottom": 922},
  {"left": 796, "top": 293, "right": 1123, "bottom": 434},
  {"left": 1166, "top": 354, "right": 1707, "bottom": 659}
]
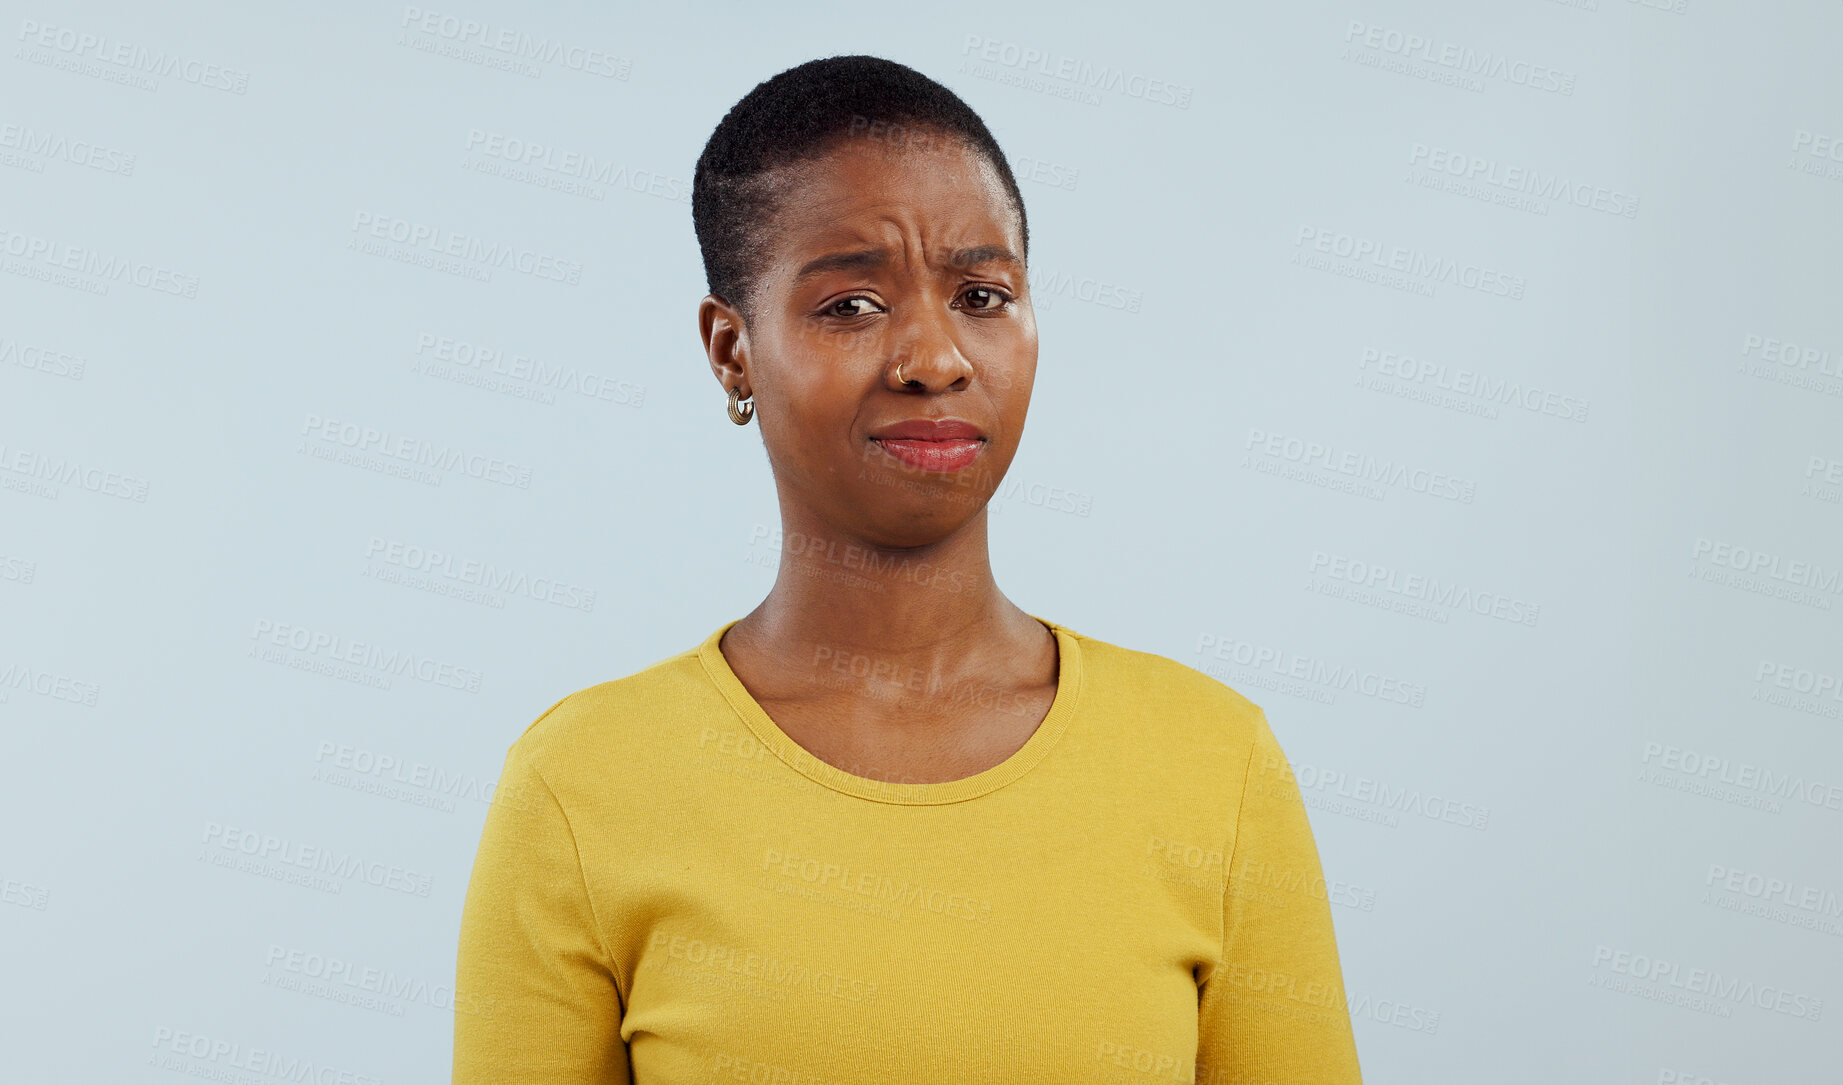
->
[
  {"left": 990, "top": 357, "right": 1036, "bottom": 406},
  {"left": 761, "top": 357, "right": 867, "bottom": 449}
]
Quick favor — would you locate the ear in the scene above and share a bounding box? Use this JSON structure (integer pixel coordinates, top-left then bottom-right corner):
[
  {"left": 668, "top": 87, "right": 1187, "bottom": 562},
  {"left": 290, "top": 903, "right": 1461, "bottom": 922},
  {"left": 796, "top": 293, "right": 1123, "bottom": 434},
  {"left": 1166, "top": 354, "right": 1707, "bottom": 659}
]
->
[{"left": 699, "top": 294, "right": 750, "bottom": 399}]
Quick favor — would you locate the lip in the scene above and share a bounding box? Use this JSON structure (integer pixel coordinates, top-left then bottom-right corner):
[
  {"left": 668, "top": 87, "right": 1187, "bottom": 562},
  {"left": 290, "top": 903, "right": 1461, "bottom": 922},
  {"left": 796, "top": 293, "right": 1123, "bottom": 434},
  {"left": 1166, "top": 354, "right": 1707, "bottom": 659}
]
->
[
  {"left": 869, "top": 418, "right": 985, "bottom": 441},
  {"left": 868, "top": 418, "right": 986, "bottom": 473},
  {"left": 872, "top": 437, "right": 984, "bottom": 473}
]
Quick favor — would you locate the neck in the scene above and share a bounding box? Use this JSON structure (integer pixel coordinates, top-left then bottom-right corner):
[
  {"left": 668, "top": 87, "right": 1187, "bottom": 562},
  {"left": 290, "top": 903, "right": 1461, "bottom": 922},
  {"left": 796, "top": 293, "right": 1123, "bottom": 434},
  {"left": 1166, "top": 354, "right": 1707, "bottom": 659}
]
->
[{"left": 735, "top": 504, "right": 1034, "bottom": 688}]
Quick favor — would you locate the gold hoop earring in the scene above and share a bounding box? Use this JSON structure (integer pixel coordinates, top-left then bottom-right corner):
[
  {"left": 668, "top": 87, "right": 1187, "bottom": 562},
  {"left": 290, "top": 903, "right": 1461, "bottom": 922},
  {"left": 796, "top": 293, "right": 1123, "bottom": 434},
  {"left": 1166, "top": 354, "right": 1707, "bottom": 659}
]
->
[{"left": 727, "top": 385, "right": 754, "bottom": 425}]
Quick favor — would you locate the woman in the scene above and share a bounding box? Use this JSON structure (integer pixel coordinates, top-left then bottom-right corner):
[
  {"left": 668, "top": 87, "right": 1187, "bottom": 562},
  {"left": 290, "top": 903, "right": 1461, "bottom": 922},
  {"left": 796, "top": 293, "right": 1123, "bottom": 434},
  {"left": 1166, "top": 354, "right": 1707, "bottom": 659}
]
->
[{"left": 454, "top": 55, "right": 1363, "bottom": 1084}]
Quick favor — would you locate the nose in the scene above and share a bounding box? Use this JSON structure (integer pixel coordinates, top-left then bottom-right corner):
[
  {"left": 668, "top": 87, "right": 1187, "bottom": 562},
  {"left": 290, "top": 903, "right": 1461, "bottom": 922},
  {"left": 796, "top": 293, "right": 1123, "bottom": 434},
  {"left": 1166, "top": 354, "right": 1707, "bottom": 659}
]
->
[{"left": 885, "top": 301, "right": 974, "bottom": 393}]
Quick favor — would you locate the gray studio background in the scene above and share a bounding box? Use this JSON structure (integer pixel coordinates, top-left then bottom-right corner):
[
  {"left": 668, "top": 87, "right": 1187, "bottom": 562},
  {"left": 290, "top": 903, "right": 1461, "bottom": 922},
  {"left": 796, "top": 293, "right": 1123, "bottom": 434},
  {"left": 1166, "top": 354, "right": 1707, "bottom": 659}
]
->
[{"left": 3, "top": 1, "right": 1840, "bottom": 1081}]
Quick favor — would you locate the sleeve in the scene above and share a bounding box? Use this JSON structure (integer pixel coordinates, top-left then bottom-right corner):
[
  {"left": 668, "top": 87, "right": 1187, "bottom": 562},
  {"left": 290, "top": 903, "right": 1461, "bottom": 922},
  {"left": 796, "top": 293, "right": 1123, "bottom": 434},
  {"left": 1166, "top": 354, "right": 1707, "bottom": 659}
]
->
[
  {"left": 453, "top": 739, "right": 632, "bottom": 1084},
  {"left": 1196, "top": 709, "right": 1363, "bottom": 1085}
]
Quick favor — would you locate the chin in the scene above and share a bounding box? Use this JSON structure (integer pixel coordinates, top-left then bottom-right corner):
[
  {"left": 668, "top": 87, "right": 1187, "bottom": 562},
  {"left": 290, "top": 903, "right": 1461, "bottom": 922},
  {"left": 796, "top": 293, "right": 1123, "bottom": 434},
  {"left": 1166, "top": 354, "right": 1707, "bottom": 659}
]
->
[{"left": 857, "top": 497, "right": 989, "bottom": 548}]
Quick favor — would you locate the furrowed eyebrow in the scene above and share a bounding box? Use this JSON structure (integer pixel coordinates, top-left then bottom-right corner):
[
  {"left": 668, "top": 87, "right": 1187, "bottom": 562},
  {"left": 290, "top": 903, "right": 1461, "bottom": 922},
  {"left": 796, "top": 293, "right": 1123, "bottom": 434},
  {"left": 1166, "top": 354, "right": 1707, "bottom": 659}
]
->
[
  {"left": 945, "top": 245, "right": 1021, "bottom": 271},
  {"left": 793, "top": 249, "right": 886, "bottom": 284},
  {"left": 791, "top": 244, "right": 1022, "bottom": 285}
]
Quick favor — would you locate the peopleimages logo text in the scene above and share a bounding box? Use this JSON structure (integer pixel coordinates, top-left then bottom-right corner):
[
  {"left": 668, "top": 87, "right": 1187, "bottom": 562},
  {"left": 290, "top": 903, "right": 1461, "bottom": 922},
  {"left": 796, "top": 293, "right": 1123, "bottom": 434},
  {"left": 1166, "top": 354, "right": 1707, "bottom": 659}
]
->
[
  {"left": 1409, "top": 143, "right": 1638, "bottom": 217},
  {"left": 398, "top": 7, "right": 630, "bottom": 78},
  {"left": 1344, "top": 21, "right": 1575, "bottom": 95},
  {"left": 15, "top": 19, "right": 251, "bottom": 93},
  {"left": 1590, "top": 945, "right": 1823, "bottom": 1021},
  {"left": 1294, "top": 225, "right": 1526, "bottom": 299},
  {"left": 349, "top": 212, "right": 582, "bottom": 284},
  {"left": 959, "top": 35, "right": 1193, "bottom": 108}
]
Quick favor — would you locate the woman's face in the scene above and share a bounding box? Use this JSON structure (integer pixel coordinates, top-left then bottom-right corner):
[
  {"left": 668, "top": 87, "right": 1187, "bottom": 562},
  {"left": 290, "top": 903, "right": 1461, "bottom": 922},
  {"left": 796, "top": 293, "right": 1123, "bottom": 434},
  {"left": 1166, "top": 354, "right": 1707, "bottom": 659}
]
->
[{"left": 701, "top": 131, "right": 1037, "bottom": 549}]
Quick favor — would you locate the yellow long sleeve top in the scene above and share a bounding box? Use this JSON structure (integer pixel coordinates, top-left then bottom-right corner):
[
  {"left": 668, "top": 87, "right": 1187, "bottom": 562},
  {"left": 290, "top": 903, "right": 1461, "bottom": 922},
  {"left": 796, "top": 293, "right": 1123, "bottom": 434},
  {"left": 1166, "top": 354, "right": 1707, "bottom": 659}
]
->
[{"left": 454, "top": 617, "right": 1363, "bottom": 1084}]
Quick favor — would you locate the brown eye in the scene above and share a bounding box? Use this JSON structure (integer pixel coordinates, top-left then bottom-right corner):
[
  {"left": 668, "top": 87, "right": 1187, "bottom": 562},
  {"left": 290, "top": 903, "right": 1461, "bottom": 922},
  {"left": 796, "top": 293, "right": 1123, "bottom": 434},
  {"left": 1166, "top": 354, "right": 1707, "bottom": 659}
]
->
[
  {"left": 961, "top": 287, "right": 1007, "bottom": 310},
  {"left": 831, "top": 297, "right": 878, "bottom": 317}
]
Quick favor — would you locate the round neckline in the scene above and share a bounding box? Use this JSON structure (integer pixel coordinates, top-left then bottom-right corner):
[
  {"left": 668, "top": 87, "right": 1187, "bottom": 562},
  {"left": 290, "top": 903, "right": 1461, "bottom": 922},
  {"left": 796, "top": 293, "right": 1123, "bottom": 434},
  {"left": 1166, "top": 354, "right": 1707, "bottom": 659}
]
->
[{"left": 695, "top": 615, "right": 1083, "bottom": 806}]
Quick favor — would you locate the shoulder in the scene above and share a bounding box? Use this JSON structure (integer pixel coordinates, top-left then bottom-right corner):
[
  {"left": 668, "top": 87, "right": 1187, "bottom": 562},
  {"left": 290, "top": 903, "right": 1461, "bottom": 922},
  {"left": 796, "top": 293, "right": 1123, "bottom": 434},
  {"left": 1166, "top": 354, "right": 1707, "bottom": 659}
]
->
[
  {"left": 1062, "top": 624, "right": 1274, "bottom": 753},
  {"left": 505, "top": 642, "right": 709, "bottom": 777}
]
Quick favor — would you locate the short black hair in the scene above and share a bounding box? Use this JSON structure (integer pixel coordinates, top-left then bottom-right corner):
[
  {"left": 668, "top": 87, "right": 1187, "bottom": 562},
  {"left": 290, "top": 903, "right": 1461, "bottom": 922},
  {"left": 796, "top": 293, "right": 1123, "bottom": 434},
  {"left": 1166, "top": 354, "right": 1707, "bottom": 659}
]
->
[{"left": 692, "top": 54, "right": 1029, "bottom": 323}]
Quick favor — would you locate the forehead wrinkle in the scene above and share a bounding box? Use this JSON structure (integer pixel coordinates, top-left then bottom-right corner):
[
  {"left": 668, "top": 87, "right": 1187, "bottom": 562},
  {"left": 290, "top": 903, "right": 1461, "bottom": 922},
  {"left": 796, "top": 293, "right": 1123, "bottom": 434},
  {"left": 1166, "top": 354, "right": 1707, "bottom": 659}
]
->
[
  {"left": 794, "top": 215, "right": 1018, "bottom": 283},
  {"left": 771, "top": 152, "right": 1022, "bottom": 296},
  {"left": 780, "top": 146, "right": 1009, "bottom": 229}
]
